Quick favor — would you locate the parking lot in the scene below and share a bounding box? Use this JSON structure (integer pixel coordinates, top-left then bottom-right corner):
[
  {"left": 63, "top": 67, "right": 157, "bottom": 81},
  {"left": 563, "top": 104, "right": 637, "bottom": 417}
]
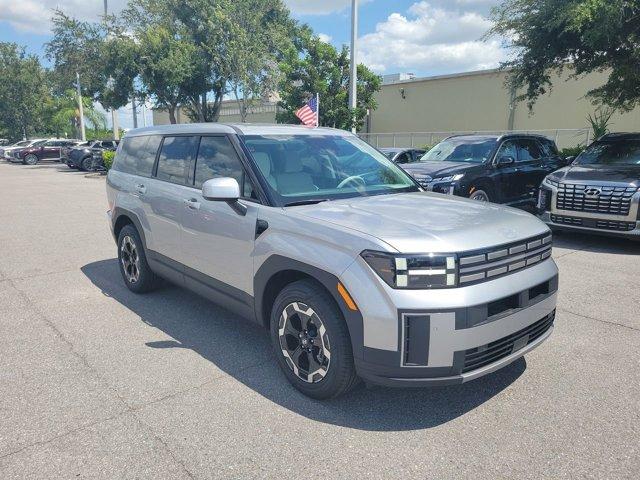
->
[{"left": 0, "top": 161, "right": 639, "bottom": 479}]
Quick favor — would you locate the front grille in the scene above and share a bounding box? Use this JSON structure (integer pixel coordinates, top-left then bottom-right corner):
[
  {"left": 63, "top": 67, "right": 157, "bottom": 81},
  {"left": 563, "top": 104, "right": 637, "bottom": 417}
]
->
[
  {"left": 462, "top": 311, "right": 555, "bottom": 373},
  {"left": 551, "top": 214, "right": 636, "bottom": 232},
  {"left": 458, "top": 233, "right": 552, "bottom": 285},
  {"left": 556, "top": 183, "right": 637, "bottom": 216}
]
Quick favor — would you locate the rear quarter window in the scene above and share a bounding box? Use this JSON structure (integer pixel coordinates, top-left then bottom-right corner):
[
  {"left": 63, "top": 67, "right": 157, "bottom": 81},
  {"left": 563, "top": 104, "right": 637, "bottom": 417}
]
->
[{"left": 112, "top": 135, "right": 162, "bottom": 177}]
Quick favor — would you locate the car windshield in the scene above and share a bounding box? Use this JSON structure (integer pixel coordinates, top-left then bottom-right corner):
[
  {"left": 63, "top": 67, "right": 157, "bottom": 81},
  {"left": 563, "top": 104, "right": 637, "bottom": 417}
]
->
[
  {"left": 420, "top": 138, "right": 497, "bottom": 164},
  {"left": 31, "top": 140, "right": 47, "bottom": 146},
  {"left": 13, "top": 140, "right": 30, "bottom": 147},
  {"left": 574, "top": 140, "right": 640, "bottom": 166},
  {"left": 242, "top": 134, "right": 418, "bottom": 205}
]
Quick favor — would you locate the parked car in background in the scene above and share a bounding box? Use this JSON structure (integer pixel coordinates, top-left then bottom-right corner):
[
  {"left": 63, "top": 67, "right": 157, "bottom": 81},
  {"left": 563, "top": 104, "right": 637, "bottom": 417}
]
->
[
  {"left": 402, "top": 134, "right": 566, "bottom": 208},
  {"left": 380, "top": 147, "right": 426, "bottom": 164},
  {"left": 106, "top": 124, "right": 557, "bottom": 399},
  {"left": 67, "top": 139, "right": 119, "bottom": 171},
  {"left": 1, "top": 139, "right": 48, "bottom": 161},
  {"left": 538, "top": 133, "right": 640, "bottom": 239},
  {"left": 13, "top": 139, "right": 81, "bottom": 165}
]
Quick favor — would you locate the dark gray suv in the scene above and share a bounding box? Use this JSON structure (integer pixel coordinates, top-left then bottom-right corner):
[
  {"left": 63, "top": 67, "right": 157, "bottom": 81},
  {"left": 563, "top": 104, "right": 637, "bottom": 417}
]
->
[{"left": 106, "top": 124, "right": 558, "bottom": 399}]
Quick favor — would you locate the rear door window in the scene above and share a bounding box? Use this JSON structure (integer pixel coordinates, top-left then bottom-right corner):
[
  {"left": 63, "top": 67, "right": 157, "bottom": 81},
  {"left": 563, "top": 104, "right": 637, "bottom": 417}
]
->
[
  {"left": 156, "top": 136, "right": 198, "bottom": 185},
  {"left": 112, "top": 135, "right": 162, "bottom": 177}
]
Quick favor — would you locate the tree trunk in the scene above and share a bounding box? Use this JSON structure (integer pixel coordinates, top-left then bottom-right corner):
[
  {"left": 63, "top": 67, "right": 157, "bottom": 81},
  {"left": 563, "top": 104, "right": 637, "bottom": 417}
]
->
[{"left": 168, "top": 105, "right": 177, "bottom": 124}]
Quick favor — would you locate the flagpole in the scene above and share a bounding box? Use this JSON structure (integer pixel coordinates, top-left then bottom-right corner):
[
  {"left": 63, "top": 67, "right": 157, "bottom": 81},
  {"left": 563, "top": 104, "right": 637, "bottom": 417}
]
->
[{"left": 316, "top": 93, "right": 320, "bottom": 128}]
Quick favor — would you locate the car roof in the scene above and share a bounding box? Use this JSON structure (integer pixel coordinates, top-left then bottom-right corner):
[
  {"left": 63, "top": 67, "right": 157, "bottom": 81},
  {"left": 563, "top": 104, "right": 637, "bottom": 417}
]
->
[
  {"left": 445, "top": 133, "right": 554, "bottom": 142},
  {"left": 126, "top": 123, "right": 354, "bottom": 138},
  {"left": 598, "top": 132, "right": 640, "bottom": 141}
]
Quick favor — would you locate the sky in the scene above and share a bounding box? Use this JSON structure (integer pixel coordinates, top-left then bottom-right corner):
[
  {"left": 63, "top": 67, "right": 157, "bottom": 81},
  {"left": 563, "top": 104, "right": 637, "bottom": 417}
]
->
[{"left": 0, "top": 0, "right": 507, "bottom": 128}]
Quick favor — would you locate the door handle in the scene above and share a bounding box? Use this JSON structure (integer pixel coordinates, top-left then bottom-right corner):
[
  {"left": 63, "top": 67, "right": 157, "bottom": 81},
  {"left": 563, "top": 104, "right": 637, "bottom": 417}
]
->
[
  {"left": 135, "top": 184, "right": 146, "bottom": 195},
  {"left": 184, "top": 198, "right": 201, "bottom": 210}
]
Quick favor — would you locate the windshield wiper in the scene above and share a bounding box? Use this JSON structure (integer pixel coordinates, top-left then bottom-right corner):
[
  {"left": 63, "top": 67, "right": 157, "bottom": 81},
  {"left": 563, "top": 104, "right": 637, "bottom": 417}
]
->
[{"left": 284, "top": 199, "right": 330, "bottom": 207}]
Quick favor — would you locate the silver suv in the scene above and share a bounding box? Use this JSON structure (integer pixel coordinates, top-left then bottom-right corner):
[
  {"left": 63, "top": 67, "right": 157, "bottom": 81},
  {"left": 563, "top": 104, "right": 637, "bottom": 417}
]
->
[{"left": 106, "top": 124, "right": 558, "bottom": 399}]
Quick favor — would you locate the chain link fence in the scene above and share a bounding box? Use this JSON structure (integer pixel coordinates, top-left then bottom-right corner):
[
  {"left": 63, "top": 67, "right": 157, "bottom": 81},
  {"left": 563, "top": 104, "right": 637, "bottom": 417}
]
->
[{"left": 359, "top": 129, "right": 593, "bottom": 150}]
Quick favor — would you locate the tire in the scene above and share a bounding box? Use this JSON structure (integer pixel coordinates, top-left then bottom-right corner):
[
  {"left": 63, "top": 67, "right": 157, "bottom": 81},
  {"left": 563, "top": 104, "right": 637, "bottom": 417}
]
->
[
  {"left": 80, "top": 156, "right": 93, "bottom": 171},
  {"left": 23, "top": 154, "right": 38, "bottom": 165},
  {"left": 117, "top": 225, "right": 160, "bottom": 293},
  {"left": 469, "top": 188, "right": 491, "bottom": 202},
  {"left": 270, "top": 279, "right": 359, "bottom": 399}
]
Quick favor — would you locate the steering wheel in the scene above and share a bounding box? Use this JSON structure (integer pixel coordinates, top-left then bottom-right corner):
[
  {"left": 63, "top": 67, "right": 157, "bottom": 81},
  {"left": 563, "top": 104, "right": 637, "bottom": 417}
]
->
[{"left": 337, "top": 175, "right": 366, "bottom": 189}]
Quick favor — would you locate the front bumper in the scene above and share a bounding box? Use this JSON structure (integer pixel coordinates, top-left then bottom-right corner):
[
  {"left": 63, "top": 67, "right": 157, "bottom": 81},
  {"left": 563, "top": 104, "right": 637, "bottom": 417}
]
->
[{"left": 342, "top": 254, "right": 558, "bottom": 387}]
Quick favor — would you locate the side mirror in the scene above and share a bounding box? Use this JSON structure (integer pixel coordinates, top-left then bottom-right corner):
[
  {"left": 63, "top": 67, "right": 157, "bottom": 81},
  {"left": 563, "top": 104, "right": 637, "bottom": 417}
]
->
[
  {"left": 497, "top": 156, "right": 515, "bottom": 166},
  {"left": 201, "top": 177, "right": 247, "bottom": 215},
  {"left": 564, "top": 156, "right": 575, "bottom": 165}
]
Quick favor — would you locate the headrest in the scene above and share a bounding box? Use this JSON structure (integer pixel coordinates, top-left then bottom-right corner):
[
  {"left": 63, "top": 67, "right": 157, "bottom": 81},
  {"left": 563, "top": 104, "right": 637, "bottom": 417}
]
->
[
  {"left": 283, "top": 150, "right": 303, "bottom": 173},
  {"left": 253, "top": 151, "right": 271, "bottom": 176}
]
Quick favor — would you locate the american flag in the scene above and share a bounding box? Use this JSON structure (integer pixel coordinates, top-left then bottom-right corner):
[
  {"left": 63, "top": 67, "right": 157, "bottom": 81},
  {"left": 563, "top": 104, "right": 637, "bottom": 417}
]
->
[{"left": 295, "top": 95, "right": 319, "bottom": 127}]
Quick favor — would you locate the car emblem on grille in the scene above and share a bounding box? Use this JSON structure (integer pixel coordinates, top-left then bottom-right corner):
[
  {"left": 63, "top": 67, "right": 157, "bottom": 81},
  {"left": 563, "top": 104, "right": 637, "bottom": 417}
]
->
[{"left": 583, "top": 187, "right": 602, "bottom": 197}]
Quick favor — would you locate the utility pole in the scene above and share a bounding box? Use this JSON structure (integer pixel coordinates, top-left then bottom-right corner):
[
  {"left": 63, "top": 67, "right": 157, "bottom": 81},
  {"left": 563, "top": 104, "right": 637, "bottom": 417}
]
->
[
  {"left": 349, "top": 0, "right": 359, "bottom": 134},
  {"left": 76, "top": 72, "right": 87, "bottom": 141},
  {"left": 132, "top": 96, "right": 138, "bottom": 129}
]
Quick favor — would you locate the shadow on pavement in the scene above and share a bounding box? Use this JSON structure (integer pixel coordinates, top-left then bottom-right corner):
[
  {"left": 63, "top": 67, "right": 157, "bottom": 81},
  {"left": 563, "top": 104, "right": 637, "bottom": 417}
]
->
[
  {"left": 82, "top": 258, "right": 526, "bottom": 432},
  {"left": 552, "top": 229, "right": 639, "bottom": 255}
]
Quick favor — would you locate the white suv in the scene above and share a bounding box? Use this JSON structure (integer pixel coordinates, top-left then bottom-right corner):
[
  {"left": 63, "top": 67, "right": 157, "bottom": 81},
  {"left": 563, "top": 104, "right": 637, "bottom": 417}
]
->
[{"left": 106, "top": 124, "right": 558, "bottom": 399}]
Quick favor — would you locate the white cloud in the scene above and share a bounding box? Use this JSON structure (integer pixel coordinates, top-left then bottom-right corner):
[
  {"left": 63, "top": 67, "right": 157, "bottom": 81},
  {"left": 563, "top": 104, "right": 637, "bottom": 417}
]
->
[
  {"left": 0, "top": 0, "right": 129, "bottom": 33},
  {"left": 284, "top": 0, "right": 371, "bottom": 15},
  {"left": 317, "top": 33, "right": 333, "bottom": 43},
  {"left": 358, "top": 1, "right": 506, "bottom": 74}
]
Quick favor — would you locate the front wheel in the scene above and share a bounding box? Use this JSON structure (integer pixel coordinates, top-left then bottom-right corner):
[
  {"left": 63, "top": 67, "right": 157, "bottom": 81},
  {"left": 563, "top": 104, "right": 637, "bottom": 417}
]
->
[
  {"left": 270, "top": 280, "right": 359, "bottom": 399},
  {"left": 23, "top": 154, "right": 38, "bottom": 165},
  {"left": 80, "top": 156, "right": 94, "bottom": 171},
  {"left": 469, "top": 189, "right": 491, "bottom": 202}
]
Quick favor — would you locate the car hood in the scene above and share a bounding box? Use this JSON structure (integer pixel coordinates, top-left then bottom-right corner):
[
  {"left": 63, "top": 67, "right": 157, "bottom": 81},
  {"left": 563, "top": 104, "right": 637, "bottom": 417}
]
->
[
  {"left": 552, "top": 164, "right": 640, "bottom": 186},
  {"left": 286, "top": 192, "right": 549, "bottom": 253},
  {"left": 402, "top": 161, "right": 477, "bottom": 178}
]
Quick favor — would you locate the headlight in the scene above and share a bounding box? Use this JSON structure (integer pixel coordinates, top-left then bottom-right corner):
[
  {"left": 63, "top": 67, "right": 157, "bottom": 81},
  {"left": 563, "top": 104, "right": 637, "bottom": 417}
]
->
[
  {"left": 432, "top": 173, "right": 464, "bottom": 183},
  {"left": 543, "top": 176, "right": 560, "bottom": 188},
  {"left": 361, "top": 251, "right": 457, "bottom": 289}
]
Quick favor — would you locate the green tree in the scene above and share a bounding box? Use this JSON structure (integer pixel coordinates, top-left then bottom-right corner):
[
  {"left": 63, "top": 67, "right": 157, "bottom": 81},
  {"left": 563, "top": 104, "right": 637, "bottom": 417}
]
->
[
  {"left": 0, "top": 43, "right": 49, "bottom": 140},
  {"left": 276, "top": 29, "right": 381, "bottom": 130},
  {"left": 136, "top": 26, "right": 200, "bottom": 124},
  {"left": 45, "top": 11, "right": 104, "bottom": 98},
  {"left": 489, "top": 0, "right": 640, "bottom": 111},
  {"left": 225, "top": 0, "right": 296, "bottom": 122}
]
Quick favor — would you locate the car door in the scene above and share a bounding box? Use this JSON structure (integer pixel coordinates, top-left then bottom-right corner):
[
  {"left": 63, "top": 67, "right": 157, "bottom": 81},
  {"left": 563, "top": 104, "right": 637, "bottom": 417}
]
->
[
  {"left": 41, "top": 141, "right": 60, "bottom": 160},
  {"left": 180, "top": 135, "right": 258, "bottom": 298},
  {"left": 143, "top": 135, "right": 199, "bottom": 262},
  {"left": 514, "top": 138, "right": 546, "bottom": 203},
  {"left": 493, "top": 139, "right": 520, "bottom": 203}
]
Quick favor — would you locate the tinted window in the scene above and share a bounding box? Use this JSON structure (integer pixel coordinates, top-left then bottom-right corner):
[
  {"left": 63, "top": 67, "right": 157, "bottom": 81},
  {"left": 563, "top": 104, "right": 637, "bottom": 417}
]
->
[
  {"left": 113, "top": 135, "right": 162, "bottom": 176},
  {"left": 517, "top": 139, "right": 543, "bottom": 161},
  {"left": 395, "top": 152, "right": 411, "bottom": 164},
  {"left": 575, "top": 140, "right": 640, "bottom": 165},
  {"left": 194, "top": 136, "right": 252, "bottom": 197},
  {"left": 539, "top": 138, "right": 558, "bottom": 156},
  {"left": 156, "top": 136, "right": 198, "bottom": 185}
]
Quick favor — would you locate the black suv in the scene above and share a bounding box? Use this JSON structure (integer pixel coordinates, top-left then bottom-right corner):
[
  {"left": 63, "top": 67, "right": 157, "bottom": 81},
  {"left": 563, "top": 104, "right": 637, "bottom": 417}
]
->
[
  {"left": 538, "top": 133, "right": 640, "bottom": 239},
  {"left": 67, "top": 139, "right": 119, "bottom": 171},
  {"left": 402, "top": 134, "right": 566, "bottom": 207}
]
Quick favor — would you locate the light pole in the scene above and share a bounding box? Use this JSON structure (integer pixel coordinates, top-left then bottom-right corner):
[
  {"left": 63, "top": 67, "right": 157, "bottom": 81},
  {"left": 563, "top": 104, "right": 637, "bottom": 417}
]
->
[{"left": 349, "top": 0, "right": 358, "bottom": 133}]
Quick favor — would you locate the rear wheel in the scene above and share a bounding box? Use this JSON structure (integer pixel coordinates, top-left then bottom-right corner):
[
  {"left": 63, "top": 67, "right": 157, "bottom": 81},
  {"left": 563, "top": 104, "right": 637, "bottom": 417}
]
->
[
  {"left": 23, "top": 154, "right": 38, "bottom": 165},
  {"left": 270, "top": 280, "right": 359, "bottom": 399},
  {"left": 117, "top": 225, "right": 160, "bottom": 293}
]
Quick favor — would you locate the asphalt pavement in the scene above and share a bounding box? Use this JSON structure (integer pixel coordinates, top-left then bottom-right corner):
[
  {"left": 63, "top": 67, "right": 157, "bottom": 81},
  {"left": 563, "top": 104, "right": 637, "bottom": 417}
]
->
[{"left": 0, "top": 161, "right": 638, "bottom": 479}]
